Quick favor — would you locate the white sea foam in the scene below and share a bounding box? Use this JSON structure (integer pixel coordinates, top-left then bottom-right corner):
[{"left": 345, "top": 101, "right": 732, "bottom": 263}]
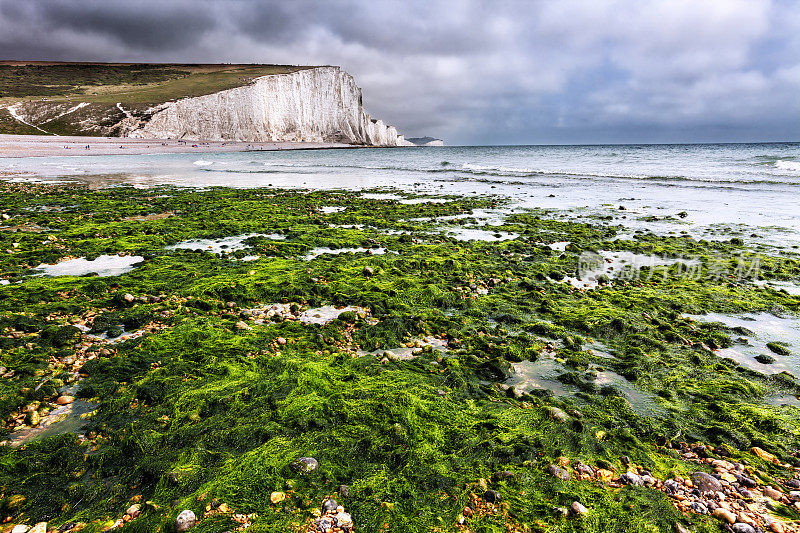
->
[
  {"left": 776, "top": 160, "right": 800, "bottom": 172},
  {"left": 193, "top": 160, "right": 215, "bottom": 166}
]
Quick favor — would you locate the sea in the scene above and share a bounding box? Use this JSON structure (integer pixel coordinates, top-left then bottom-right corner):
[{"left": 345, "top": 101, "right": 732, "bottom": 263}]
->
[{"left": 2, "top": 142, "right": 799, "bottom": 249}]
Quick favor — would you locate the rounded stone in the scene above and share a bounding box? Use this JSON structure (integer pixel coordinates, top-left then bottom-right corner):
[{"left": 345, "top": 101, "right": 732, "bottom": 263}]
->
[
  {"left": 126, "top": 503, "right": 142, "bottom": 517},
  {"left": 570, "top": 501, "right": 588, "bottom": 516},
  {"left": 56, "top": 395, "right": 74, "bottom": 405},
  {"left": 291, "top": 456, "right": 319, "bottom": 474},
  {"left": 691, "top": 472, "right": 723, "bottom": 493},
  {"left": 483, "top": 490, "right": 501, "bottom": 503},
  {"left": 175, "top": 509, "right": 197, "bottom": 532},
  {"left": 322, "top": 498, "right": 338, "bottom": 512}
]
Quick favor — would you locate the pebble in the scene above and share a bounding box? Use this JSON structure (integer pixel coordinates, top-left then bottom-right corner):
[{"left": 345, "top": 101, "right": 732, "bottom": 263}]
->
[
  {"left": 691, "top": 471, "right": 723, "bottom": 493},
  {"left": 11, "top": 526, "right": 30, "bottom": 533},
  {"left": 291, "top": 456, "right": 319, "bottom": 474},
  {"left": 175, "top": 509, "right": 196, "bottom": 532},
  {"left": 620, "top": 472, "right": 644, "bottom": 486},
  {"left": 712, "top": 507, "right": 736, "bottom": 524},
  {"left": 763, "top": 486, "right": 782, "bottom": 500},
  {"left": 56, "top": 395, "right": 74, "bottom": 405},
  {"left": 235, "top": 321, "right": 251, "bottom": 330},
  {"left": 270, "top": 491, "right": 286, "bottom": 504},
  {"left": 29, "top": 524, "right": 47, "bottom": 533},
  {"left": 548, "top": 406, "right": 569, "bottom": 422},
  {"left": 483, "top": 490, "right": 501, "bottom": 503},
  {"left": 547, "top": 464, "right": 571, "bottom": 481},
  {"left": 322, "top": 498, "right": 338, "bottom": 512},
  {"left": 732, "top": 523, "right": 757, "bottom": 533},
  {"left": 126, "top": 503, "right": 141, "bottom": 518},
  {"left": 570, "top": 501, "right": 588, "bottom": 516}
]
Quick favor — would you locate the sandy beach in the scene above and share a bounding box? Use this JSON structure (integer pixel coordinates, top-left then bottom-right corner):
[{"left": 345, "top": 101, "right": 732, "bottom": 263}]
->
[{"left": 0, "top": 134, "right": 358, "bottom": 158}]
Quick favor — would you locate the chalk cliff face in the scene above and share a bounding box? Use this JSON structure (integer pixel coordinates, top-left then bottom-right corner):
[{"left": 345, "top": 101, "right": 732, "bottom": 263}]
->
[{"left": 127, "top": 67, "right": 405, "bottom": 146}]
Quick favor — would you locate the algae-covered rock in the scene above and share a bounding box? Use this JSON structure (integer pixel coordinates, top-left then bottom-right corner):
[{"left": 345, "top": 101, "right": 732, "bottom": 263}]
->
[
  {"left": 291, "top": 456, "right": 319, "bottom": 474},
  {"left": 547, "top": 464, "right": 570, "bottom": 481},
  {"left": 767, "top": 342, "right": 791, "bottom": 356}
]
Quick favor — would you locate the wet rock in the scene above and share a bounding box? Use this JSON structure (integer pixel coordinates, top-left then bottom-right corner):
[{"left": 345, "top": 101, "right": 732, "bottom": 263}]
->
[
  {"left": 763, "top": 486, "right": 783, "bottom": 500},
  {"left": 570, "top": 501, "right": 588, "bottom": 516},
  {"left": 691, "top": 472, "right": 723, "bottom": 493},
  {"left": 56, "top": 395, "right": 74, "bottom": 405},
  {"left": 711, "top": 507, "right": 736, "bottom": 524},
  {"left": 335, "top": 510, "right": 353, "bottom": 528},
  {"left": 690, "top": 501, "right": 708, "bottom": 514},
  {"left": 11, "top": 526, "right": 30, "bottom": 533},
  {"left": 483, "top": 490, "right": 501, "bottom": 503},
  {"left": 735, "top": 474, "right": 757, "bottom": 488},
  {"left": 620, "top": 472, "right": 644, "bottom": 486},
  {"left": 362, "top": 266, "right": 374, "bottom": 276},
  {"left": 59, "top": 523, "right": 77, "bottom": 532},
  {"left": 235, "top": 321, "right": 251, "bottom": 331},
  {"left": 322, "top": 498, "right": 338, "bottom": 512},
  {"left": 25, "top": 410, "right": 40, "bottom": 427},
  {"left": 123, "top": 293, "right": 135, "bottom": 303},
  {"left": 175, "top": 509, "right": 196, "bottom": 532},
  {"left": 492, "top": 470, "right": 515, "bottom": 481},
  {"left": 338, "top": 485, "right": 350, "bottom": 497},
  {"left": 548, "top": 406, "right": 569, "bottom": 422},
  {"left": 547, "top": 464, "right": 571, "bottom": 481},
  {"left": 291, "top": 456, "right": 319, "bottom": 474},
  {"left": 271, "top": 491, "right": 286, "bottom": 504},
  {"left": 277, "top": 337, "right": 287, "bottom": 345},
  {"left": 28, "top": 524, "right": 47, "bottom": 533},
  {"left": 126, "top": 503, "right": 142, "bottom": 517},
  {"left": 731, "top": 523, "right": 756, "bottom": 533}
]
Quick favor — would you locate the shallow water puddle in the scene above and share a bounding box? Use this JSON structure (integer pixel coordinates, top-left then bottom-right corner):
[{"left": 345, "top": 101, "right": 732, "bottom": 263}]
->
[
  {"left": 767, "top": 393, "right": 800, "bottom": 408},
  {"left": 168, "top": 233, "right": 284, "bottom": 253},
  {"left": 445, "top": 227, "right": 519, "bottom": 241},
  {"left": 508, "top": 357, "right": 570, "bottom": 396},
  {"left": 358, "top": 337, "right": 448, "bottom": 360},
  {"left": 755, "top": 280, "right": 800, "bottom": 296},
  {"left": 247, "top": 303, "right": 371, "bottom": 326},
  {"left": 686, "top": 312, "right": 800, "bottom": 375},
  {"left": 399, "top": 198, "right": 451, "bottom": 204},
  {"left": 304, "top": 247, "right": 388, "bottom": 261},
  {"left": 564, "top": 251, "right": 699, "bottom": 289},
  {"left": 361, "top": 193, "right": 402, "bottom": 201},
  {"left": 34, "top": 255, "right": 144, "bottom": 277},
  {"left": 8, "top": 396, "right": 97, "bottom": 446}
]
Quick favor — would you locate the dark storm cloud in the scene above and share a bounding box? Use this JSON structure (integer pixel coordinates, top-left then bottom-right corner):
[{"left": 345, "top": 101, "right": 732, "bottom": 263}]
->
[{"left": 1, "top": 0, "right": 799, "bottom": 144}]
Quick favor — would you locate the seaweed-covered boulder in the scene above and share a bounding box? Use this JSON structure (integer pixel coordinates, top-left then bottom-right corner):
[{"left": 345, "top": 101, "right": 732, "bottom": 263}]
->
[{"left": 477, "top": 358, "right": 511, "bottom": 381}]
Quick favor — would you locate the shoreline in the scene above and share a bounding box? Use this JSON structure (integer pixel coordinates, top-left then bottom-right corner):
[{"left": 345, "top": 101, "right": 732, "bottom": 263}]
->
[{"left": 0, "top": 134, "right": 375, "bottom": 158}]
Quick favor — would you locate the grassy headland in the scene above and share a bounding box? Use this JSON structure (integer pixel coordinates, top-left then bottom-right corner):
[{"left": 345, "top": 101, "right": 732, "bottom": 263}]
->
[{"left": 0, "top": 62, "right": 312, "bottom": 136}]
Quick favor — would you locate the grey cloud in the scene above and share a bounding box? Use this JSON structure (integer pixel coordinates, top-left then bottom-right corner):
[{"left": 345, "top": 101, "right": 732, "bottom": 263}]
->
[{"left": 0, "top": 0, "right": 798, "bottom": 144}]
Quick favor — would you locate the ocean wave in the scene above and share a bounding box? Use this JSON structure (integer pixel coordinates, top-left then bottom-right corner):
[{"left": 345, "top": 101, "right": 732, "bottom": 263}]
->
[
  {"left": 776, "top": 160, "right": 800, "bottom": 172},
  {"left": 193, "top": 160, "right": 215, "bottom": 166}
]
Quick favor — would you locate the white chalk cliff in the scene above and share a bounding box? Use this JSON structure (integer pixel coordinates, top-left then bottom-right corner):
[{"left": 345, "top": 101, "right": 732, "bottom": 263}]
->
[{"left": 127, "top": 67, "right": 408, "bottom": 146}]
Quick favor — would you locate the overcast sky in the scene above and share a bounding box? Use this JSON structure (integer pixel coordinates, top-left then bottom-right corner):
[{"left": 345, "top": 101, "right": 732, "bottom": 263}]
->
[{"left": 1, "top": 0, "right": 799, "bottom": 145}]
